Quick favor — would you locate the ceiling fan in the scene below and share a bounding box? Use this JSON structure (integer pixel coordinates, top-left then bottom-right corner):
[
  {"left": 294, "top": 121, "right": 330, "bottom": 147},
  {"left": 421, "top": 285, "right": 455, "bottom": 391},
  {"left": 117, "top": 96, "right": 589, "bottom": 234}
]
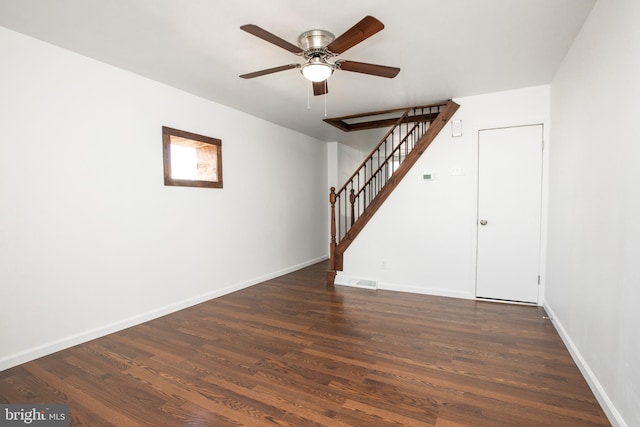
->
[{"left": 239, "top": 16, "right": 400, "bottom": 96}]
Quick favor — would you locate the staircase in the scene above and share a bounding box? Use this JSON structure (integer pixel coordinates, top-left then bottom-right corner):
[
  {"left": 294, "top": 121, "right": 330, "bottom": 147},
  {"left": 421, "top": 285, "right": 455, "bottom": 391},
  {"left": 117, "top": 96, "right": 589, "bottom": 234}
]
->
[{"left": 327, "top": 100, "right": 460, "bottom": 284}]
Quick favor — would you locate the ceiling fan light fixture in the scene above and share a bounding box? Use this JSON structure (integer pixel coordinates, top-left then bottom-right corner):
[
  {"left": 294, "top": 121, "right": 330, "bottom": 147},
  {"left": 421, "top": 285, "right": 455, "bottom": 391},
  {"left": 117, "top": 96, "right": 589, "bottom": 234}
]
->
[{"left": 301, "top": 58, "right": 333, "bottom": 82}]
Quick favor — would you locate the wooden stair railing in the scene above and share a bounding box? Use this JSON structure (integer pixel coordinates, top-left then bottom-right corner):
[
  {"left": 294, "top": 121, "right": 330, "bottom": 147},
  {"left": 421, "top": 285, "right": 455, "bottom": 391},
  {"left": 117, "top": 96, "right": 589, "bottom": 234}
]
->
[{"left": 328, "top": 100, "right": 460, "bottom": 284}]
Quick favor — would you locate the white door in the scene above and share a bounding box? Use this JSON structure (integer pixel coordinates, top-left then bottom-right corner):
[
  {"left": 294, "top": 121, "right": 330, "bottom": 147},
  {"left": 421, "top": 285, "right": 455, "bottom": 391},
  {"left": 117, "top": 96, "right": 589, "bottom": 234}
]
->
[{"left": 476, "top": 125, "right": 543, "bottom": 303}]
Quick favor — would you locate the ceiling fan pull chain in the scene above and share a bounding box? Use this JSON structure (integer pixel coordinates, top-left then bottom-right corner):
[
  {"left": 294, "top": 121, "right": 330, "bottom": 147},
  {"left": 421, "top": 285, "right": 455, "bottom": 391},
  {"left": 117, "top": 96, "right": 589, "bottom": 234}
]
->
[{"left": 307, "top": 80, "right": 311, "bottom": 110}]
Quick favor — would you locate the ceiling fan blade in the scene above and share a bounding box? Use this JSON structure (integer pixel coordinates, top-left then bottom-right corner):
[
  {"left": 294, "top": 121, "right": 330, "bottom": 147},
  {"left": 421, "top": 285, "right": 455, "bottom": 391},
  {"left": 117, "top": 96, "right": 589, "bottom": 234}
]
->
[
  {"left": 240, "top": 24, "right": 303, "bottom": 54},
  {"left": 326, "top": 16, "right": 385, "bottom": 55},
  {"left": 338, "top": 60, "right": 400, "bottom": 78},
  {"left": 313, "top": 80, "right": 328, "bottom": 96},
  {"left": 239, "top": 64, "right": 300, "bottom": 79}
]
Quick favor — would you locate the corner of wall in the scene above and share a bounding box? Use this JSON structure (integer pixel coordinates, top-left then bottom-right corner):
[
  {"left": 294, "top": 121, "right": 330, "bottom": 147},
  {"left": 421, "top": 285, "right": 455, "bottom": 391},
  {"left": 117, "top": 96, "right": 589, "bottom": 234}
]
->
[{"left": 542, "top": 300, "right": 627, "bottom": 427}]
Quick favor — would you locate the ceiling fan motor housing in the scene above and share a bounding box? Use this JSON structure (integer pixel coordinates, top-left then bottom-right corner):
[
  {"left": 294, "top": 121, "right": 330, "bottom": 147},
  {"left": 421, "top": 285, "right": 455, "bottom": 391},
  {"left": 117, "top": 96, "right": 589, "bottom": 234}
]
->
[{"left": 298, "top": 30, "right": 335, "bottom": 52}]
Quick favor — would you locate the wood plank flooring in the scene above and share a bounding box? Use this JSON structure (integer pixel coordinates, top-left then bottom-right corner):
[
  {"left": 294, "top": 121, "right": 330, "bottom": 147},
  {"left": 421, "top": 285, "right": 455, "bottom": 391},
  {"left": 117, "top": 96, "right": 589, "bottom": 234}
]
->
[{"left": 0, "top": 261, "right": 609, "bottom": 426}]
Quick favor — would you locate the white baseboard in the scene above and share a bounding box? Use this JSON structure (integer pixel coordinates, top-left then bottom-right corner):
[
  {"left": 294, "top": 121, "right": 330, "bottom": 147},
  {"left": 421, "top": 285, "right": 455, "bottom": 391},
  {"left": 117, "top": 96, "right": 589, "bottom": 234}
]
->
[
  {"left": 378, "top": 281, "right": 473, "bottom": 300},
  {"left": 0, "top": 256, "right": 328, "bottom": 372},
  {"left": 542, "top": 301, "right": 626, "bottom": 427},
  {"left": 334, "top": 274, "right": 473, "bottom": 299}
]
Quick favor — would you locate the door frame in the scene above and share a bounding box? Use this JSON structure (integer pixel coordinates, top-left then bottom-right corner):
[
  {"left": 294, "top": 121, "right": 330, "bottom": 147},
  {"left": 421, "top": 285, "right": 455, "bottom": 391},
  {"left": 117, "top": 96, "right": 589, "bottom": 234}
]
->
[{"left": 470, "top": 121, "right": 549, "bottom": 305}]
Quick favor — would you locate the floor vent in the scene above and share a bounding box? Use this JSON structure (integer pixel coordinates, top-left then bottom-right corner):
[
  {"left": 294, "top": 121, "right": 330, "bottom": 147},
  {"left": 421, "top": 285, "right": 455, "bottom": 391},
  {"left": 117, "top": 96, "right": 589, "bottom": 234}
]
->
[{"left": 334, "top": 275, "right": 378, "bottom": 290}]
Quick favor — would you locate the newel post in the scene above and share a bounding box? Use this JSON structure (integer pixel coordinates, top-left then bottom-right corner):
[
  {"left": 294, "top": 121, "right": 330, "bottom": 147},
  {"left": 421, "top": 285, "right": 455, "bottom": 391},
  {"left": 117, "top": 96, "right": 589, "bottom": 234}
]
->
[{"left": 329, "top": 187, "right": 337, "bottom": 271}]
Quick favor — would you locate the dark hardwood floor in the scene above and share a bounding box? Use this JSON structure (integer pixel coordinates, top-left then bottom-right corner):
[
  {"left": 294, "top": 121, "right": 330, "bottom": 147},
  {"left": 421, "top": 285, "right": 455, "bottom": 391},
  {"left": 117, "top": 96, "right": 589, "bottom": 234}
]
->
[{"left": 0, "top": 261, "right": 609, "bottom": 426}]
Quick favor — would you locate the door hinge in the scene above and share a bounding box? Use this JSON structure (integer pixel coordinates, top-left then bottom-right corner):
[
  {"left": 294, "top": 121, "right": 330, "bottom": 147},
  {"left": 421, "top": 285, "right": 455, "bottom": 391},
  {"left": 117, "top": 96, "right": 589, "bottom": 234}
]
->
[
  {"left": 538, "top": 275, "right": 541, "bottom": 285},
  {"left": 541, "top": 139, "right": 544, "bottom": 150}
]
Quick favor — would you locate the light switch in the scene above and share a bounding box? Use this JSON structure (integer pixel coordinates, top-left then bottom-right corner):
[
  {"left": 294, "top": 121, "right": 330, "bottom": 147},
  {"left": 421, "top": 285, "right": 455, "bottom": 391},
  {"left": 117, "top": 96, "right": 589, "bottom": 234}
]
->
[{"left": 451, "top": 120, "right": 463, "bottom": 137}]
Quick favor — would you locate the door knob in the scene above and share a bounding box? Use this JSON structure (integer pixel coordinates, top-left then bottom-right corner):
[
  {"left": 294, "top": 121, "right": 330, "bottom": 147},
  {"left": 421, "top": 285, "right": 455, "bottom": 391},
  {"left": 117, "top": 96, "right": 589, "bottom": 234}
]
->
[{"left": 479, "top": 219, "right": 488, "bottom": 226}]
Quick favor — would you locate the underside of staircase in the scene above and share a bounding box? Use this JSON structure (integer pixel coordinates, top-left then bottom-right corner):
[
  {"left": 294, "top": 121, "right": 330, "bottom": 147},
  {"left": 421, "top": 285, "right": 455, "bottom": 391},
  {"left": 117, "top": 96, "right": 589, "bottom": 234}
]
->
[{"left": 327, "top": 100, "right": 460, "bottom": 284}]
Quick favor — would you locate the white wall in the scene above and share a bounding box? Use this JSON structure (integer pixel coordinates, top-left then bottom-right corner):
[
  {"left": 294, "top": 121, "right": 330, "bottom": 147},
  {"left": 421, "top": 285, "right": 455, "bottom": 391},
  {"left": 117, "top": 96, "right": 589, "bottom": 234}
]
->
[
  {"left": 339, "top": 86, "right": 550, "bottom": 299},
  {"left": 0, "top": 27, "right": 328, "bottom": 370},
  {"left": 546, "top": 0, "right": 640, "bottom": 425},
  {"left": 326, "top": 141, "right": 366, "bottom": 190},
  {"left": 337, "top": 143, "right": 367, "bottom": 187}
]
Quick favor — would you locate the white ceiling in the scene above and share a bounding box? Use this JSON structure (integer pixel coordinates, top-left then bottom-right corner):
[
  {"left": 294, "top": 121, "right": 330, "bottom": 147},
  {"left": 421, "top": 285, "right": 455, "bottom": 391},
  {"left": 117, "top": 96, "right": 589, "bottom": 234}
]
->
[{"left": 0, "top": 0, "right": 595, "bottom": 149}]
